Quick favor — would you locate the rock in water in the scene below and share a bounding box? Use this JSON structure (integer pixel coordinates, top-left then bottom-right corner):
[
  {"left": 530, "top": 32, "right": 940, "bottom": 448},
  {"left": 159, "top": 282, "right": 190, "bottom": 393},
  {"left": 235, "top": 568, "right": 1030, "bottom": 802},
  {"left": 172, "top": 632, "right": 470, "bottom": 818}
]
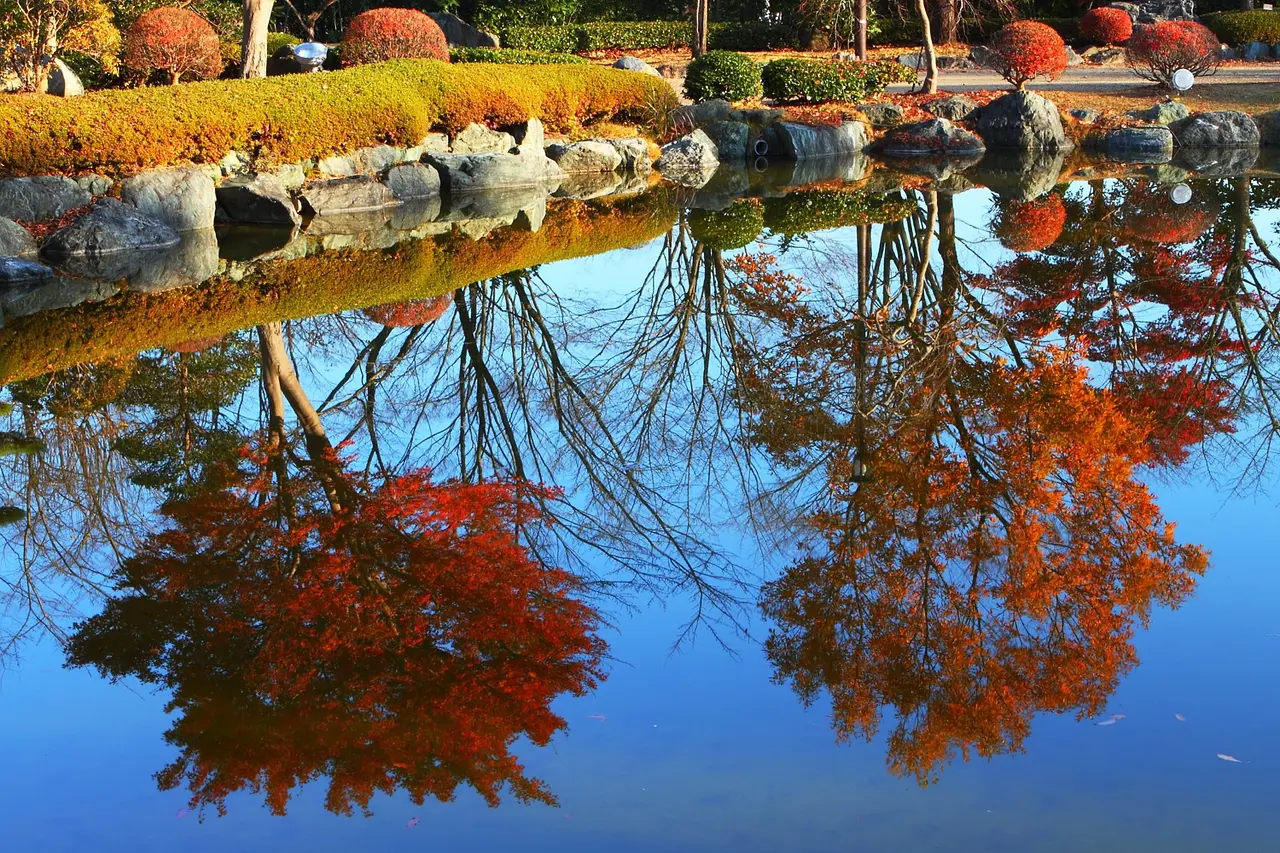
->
[
  {"left": 876, "top": 118, "right": 986, "bottom": 156},
  {"left": 300, "top": 176, "right": 397, "bottom": 215},
  {"left": 42, "top": 198, "right": 180, "bottom": 261},
  {"left": 1169, "top": 111, "right": 1260, "bottom": 148},
  {"left": 216, "top": 174, "right": 302, "bottom": 226},
  {"left": 385, "top": 164, "right": 442, "bottom": 200},
  {"left": 1104, "top": 126, "right": 1175, "bottom": 162},
  {"left": 773, "top": 122, "right": 870, "bottom": 159},
  {"left": 977, "top": 91, "right": 1071, "bottom": 151},
  {"left": 545, "top": 140, "right": 624, "bottom": 173},
  {"left": 450, "top": 123, "right": 517, "bottom": 155},
  {"left": 656, "top": 129, "right": 721, "bottom": 186},
  {"left": 701, "top": 121, "right": 750, "bottom": 162},
  {"left": 122, "top": 167, "right": 216, "bottom": 232}
]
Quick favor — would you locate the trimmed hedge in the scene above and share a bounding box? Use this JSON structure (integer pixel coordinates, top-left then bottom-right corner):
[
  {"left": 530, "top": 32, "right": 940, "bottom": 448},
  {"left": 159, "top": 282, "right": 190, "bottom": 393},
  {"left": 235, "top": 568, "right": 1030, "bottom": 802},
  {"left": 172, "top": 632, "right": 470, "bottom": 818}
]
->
[
  {"left": 450, "top": 47, "right": 588, "bottom": 65},
  {"left": 1203, "top": 11, "right": 1280, "bottom": 46},
  {"left": 762, "top": 59, "right": 914, "bottom": 104},
  {"left": 0, "top": 60, "right": 672, "bottom": 175},
  {"left": 684, "top": 51, "right": 761, "bottom": 103},
  {"left": 500, "top": 20, "right": 798, "bottom": 53},
  {"left": 0, "top": 192, "right": 679, "bottom": 384}
]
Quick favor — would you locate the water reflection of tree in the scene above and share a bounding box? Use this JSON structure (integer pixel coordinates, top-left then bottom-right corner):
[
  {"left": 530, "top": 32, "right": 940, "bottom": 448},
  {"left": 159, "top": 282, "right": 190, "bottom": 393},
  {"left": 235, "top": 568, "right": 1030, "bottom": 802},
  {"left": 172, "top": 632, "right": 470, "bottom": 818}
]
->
[
  {"left": 66, "top": 321, "right": 606, "bottom": 817},
  {"left": 732, "top": 202, "right": 1209, "bottom": 784}
]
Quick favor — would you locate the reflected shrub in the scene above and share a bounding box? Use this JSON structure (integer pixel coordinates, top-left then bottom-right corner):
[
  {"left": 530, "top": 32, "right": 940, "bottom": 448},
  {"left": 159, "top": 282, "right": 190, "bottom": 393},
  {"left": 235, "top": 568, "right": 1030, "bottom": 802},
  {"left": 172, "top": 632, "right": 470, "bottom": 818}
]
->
[
  {"left": 992, "top": 195, "right": 1067, "bottom": 253},
  {"left": 763, "top": 190, "right": 917, "bottom": 235},
  {"left": 363, "top": 294, "right": 454, "bottom": 327},
  {"left": 688, "top": 202, "right": 765, "bottom": 251}
]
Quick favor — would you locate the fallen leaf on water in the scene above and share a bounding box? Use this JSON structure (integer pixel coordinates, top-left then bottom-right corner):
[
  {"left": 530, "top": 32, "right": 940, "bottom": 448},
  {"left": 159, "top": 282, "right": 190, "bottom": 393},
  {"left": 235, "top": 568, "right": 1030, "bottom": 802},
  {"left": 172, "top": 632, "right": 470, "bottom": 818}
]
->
[
  {"left": 587, "top": 714, "right": 606, "bottom": 721},
  {"left": 1217, "top": 754, "right": 1244, "bottom": 763},
  {"left": 1175, "top": 713, "right": 1186, "bottom": 722},
  {"left": 1095, "top": 714, "right": 1126, "bottom": 726},
  {"left": 407, "top": 817, "right": 421, "bottom": 828}
]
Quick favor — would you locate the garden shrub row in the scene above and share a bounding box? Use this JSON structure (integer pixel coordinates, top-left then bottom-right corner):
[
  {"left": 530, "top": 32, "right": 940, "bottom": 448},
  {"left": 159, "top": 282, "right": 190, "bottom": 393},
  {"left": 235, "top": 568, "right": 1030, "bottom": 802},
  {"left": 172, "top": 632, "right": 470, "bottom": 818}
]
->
[
  {"left": 499, "top": 20, "right": 797, "bottom": 53},
  {"left": 761, "top": 59, "right": 914, "bottom": 104},
  {"left": 685, "top": 51, "right": 761, "bottom": 102},
  {"left": 450, "top": 47, "right": 589, "bottom": 65},
  {"left": 0, "top": 60, "right": 671, "bottom": 176},
  {"left": 1203, "top": 10, "right": 1280, "bottom": 46}
]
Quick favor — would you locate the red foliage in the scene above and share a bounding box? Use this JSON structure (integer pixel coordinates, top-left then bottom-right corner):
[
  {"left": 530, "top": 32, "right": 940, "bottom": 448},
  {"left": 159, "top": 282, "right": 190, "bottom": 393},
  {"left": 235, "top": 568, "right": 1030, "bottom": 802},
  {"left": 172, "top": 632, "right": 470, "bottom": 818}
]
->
[
  {"left": 993, "top": 194, "right": 1067, "bottom": 253},
  {"left": 66, "top": 451, "right": 605, "bottom": 817},
  {"left": 1117, "top": 190, "right": 1212, "bottom": 245},
  {"left": 123, "top": 7, "right": 222, "bottom": 84},
  {"left": 363, "top": 294, "right": 452, "bottom": 327},
  {"left": 1081, "top": 8, "right": 1134, "bottom": 45},
  {"left": 1126, "top": 21, "right": 1220, "bottom": 88},
  {"left": 1111, "top": 369, "right": 1236, "bottom": 465},
  {"left": 167, "top": 335, "right": 224, "bottom": 354},
  {"left": 341, "top": 8, "right": 450, "bottom": 66},
  {"left": 987, "top": 21, "right": 1068, "bottom": 89}
]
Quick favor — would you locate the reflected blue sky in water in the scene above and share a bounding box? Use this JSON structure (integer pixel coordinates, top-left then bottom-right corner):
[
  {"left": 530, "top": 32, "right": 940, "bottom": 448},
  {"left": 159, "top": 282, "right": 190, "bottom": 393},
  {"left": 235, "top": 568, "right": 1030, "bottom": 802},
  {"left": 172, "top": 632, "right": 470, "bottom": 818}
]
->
[{"left": 2, "top": 183, "right": 1279, "bottom": 852}]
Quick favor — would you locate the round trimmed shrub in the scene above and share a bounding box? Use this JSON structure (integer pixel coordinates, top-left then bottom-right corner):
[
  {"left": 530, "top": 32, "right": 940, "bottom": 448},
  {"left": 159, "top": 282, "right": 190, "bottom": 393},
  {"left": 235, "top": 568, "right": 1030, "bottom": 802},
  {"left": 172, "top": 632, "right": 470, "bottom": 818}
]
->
[
  {"left": 761, "top": 58, "right": 915, "bottom": 104},
  {"left": 123, "top": 7, "right": 222, "bottom": 84},
  {"left": 684, "top": 51, "right": 761, "bottom": 103},
  {"left": 1081, "top": 8, "right": 1133, "bottom": 46},
  {"left": 992, "top": 195, "right": 1067, "bottom": 253},
  {"left": 1126, "top": 21, "right": 1220, "bottom": 89},
  {"left": 341, "top": 8, "right": 449, "bottom": 66},
  {"left": 688, "top": 202, "right": 765, "bottom": 250},
  {"left": 987, "top": 21, "right": 1068, "bottom": 90}
]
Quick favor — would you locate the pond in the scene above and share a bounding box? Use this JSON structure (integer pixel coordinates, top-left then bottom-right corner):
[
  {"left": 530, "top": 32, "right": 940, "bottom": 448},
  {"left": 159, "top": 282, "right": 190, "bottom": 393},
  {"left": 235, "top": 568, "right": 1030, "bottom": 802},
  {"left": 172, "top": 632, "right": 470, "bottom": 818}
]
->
[{"left": 1, "top": 163, "right": 1278, "bottom": 852}]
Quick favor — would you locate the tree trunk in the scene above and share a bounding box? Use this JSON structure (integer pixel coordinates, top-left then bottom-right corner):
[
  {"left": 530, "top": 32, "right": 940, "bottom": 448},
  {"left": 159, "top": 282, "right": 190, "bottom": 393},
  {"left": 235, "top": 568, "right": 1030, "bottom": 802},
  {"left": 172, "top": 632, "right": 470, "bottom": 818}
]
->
[
  {"left": 241, "top": 0, "right": 274, "bottom": 79},
  {"left": 856, "top": 0, "right": 868, "bottom": 60},
  {"left": 933, "top": 0, "right": 959, "bottom": 46},
  {"left": 692, "top": 0, "right": 709, "bottom": 58},
  {"left": 916, "top": 0, "right": 938, "bottom": 94}
]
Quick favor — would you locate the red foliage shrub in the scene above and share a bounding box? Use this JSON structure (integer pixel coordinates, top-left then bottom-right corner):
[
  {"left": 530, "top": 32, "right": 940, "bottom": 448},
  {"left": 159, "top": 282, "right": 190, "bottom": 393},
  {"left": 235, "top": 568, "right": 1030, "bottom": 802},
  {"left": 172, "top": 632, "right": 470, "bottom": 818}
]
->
[
  {"left": 123, "top": 7, "right": 222, "bottom": 84},
  {"left": 363, "top": 294, "right": 452, "bottom": 327},
  {"left": 987, "top": 21, "right": 1068, "bottom": 89},
  {"left": 167, "top": 335, "right": 225, "bottom": 354},
  {"left": 993, "top": 195, "right": 1067, "bottom": 253},
  {"left": 1126, "top": 21, "right": 1220, "bottom": 89},
  {"left": 1117, "top": 188, "right": 1211, "bottom": 245},
  {"left": 1081, "top": 8, "right": 1133, "bottom": 46},
  {"left": 341, "top": 8, "right": 450, "bottom": 66}
]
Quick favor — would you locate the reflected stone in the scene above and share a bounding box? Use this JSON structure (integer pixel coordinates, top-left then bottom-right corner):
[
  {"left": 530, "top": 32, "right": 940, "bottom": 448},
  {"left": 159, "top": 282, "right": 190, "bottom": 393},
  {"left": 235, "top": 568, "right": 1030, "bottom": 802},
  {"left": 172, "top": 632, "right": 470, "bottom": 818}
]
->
[
  {"left": 128, "top": 229, "right": 220, "bottom": 292},
  {"left": 1172, "top": 146, "right": 1260, "bottom": 177},
  {"left": 877, "top": 152, "right": 984, "bottom": 183},
  {"left": 216, "top": 225, "right": 301, "bottom": 261},
  {"left": 1101, "top": 126, "right": 1174, "bottom": 163},
  {"left": 689, "top": 165, "right": 752, "bottom": 210},
  {"left": 0, "top": 257, "right": 51, "bottom": 284},
  {"left": 442, "top": 186, "right": 552, "bottom": 223},
  {"left": 306, "top": 209, "right": 393, "bottom": 237},
  {"left": 554, "top": 172, "right": 625, "bottom": 200},
  {"left": 971, "top": 148, "right": 1068, "bottom": 201},
  {"left": 0, "top": 276, "right": 119, "bottom": 319},
  {"left": 1139, "top": 164, "right": 1193, "bottom": 184},
  {"left": 388, "top": 198, "right": 444, "bottom": 231},
  {"left": 774, "top": 154, "right": 870, "bottom": 188}
]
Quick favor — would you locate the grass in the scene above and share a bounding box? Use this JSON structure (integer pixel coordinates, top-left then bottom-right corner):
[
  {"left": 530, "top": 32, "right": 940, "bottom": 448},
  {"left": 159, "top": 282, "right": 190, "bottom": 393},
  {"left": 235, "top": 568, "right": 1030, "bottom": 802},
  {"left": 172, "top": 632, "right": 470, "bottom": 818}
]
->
[{"left": 0, "top": 59, "right": 675, "bottom": 177}]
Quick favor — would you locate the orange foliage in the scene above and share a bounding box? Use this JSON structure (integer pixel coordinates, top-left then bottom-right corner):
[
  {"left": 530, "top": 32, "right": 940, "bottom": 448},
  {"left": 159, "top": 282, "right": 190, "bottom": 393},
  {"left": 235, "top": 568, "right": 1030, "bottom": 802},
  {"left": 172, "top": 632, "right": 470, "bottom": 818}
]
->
[
  {"left": 992, "top": 194, "right": 1067, "bottom": 253},
  {"left": 363, "top": 294, "right": 453, "bottom": 327}
]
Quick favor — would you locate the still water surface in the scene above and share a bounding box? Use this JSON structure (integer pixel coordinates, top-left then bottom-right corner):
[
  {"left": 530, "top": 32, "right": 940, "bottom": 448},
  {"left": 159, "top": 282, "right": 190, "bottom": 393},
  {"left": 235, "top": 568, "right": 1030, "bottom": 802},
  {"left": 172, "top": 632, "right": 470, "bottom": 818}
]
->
[{"left": 1, "top": 172, "right": 1278, "bottom": 851}]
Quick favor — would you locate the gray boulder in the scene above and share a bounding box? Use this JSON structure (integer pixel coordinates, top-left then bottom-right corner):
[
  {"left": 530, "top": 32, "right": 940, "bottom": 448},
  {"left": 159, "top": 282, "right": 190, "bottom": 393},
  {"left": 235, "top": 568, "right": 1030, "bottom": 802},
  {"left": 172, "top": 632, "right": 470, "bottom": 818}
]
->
[
  {"left": 545, "top": 140, "right": 624, "bottom": 173},
  {"left": 428, "top": 152, "right": 565, "bottom": 193},
  {"left": 856, "top": 102, "right": 904, "bottom": 128},
  {"left": 614, "top": 56, "right": 661, "bottom": 77},
  {"left": 216, "top": 174, "right": 302, "bottom": 226},
  {"left": 1103, "top": 126, "right": 1174, "bottom": 162},
  {"left": 451, "top": 123, "right": 516, "bottom": 155},
  {"left": 729, "top": 107, "right": 784, "bottom": 126},
  {"left": 670, "top": 100, "right": 732, "bottom": 131},
  {"left": 0, "top": 176, "right": 91, "bottom": 222},
  {"left": 42, "top": 199, "right": 180, "bottom": 264},
  {"left": 656, "top": 129, "right": 721, "bottom": 186},
  {"left": 773, "top": 121, "right": 870, "bottom": 159},
  {"left": 604, "top": 137, "right": 653, "bottom": 171},
  {"left": 1065, "top": 46, "right": 1084, "bottom": 66},
  {"left": 122, "top": 167, "right": 216, "bottom": 232},
  {"left": 1069, "top": 108, "right": 1102, "bottom": 124},
  {"left": 0, "top": 217, "right": 37, "bottom": 257},
  {"left": 429, "top": 12, "right": 499, "bottom": 47},
  {"left": 385, "top": 163, "right": 441, "bottom": 200},
  {"left": 1170, "top": 111, "right": 1260, "bottom": 147},
  {"left": 1082, "top": 46, "right": 1126, "bottom": 66},
  {"left": 1109, "top": 2, "right": 1141, "bottom": 21},
  {"left": 75, "top": 174, "right": 113, "bottom": 196},
  {"left": 977, "top": 91, "right": 1071, "bottom": 151},
  {"left": 701, "top": 121, "right": 750, "bottom": 162},
  {"left": 1128, "top": 102, "right": 1190, "bottom": 125},
  {"left": 0, "top": 258, "right": 53, "bottom": 285},
  {"left": 300, "top": 176, "right": 397, "bottom": 215},
  {"left": 924, "top": 95, "right": 979, "bottom": 123},
  {"left": 1255, "top": 110, "right": 1280, "bottom": 145},
  {"left": 876, "top": 118, "right": 986, "bottom": 156}
]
